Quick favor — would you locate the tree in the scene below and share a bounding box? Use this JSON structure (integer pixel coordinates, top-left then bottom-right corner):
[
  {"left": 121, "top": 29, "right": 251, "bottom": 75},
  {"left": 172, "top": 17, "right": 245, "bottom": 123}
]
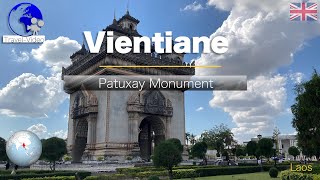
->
[
  {"left": 258, "top": 138, "right": 273, "bottom": 159},
  {"left": 222, "top": 151, "right": 229, "bottom": 161},
  {"left": 41, "top": 137, "right": 67, "bottom": 171},
  {"left": 167, "top": 138, "right": 183, "bottom": 153},
  {"left": 185, "top": 132, "right": 190, "bottom": 146},
  {"left": 235, "top": 148, "right": 245, "bottom": 157},
  {"left": 190, "top": 134, "right": 196, "bottom": 145},
  {"left": 152, "top": 140, "right": 182, "bottom": 180},
  {"left": 288, "top": 146, "right": 300, "bottom": 160},
  {"left": 200, "top": 124, "right": 235, "bottom": 156},
  {"left": 272, "top": 127, "right": 281, "bottom": 154},
  {"left": 246, "top": 141, "right": 258, "bottom": 158},
  {"left": 0, "top": 137, "right": 7, "bottom": 161},
  {"left": 190, "top": 142, "right": 207, "bottom": 160},
  {"left": 292, "top": 70, "right": 320, "bottom": 159}
]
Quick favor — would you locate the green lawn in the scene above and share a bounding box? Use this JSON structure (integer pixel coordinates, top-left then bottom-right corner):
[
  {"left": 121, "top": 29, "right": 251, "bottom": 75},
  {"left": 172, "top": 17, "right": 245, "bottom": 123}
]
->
[{"left": 181, "top": 172, "right": 279, "bottom": 180}]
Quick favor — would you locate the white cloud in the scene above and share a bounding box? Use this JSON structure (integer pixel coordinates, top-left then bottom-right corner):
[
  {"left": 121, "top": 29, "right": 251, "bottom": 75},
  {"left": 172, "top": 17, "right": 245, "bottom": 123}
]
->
[
  {"left": 48, "top": 130, "right": 67, "bottom": 139},
  {"left": 31, "top": 36, "right": 81, "bottom": 73},
  {"left": 206, "top": 0, "right": 234, "bottom": 11},
  {"left": 0, "top": 73, "right": 67, "bottom": 118},
  {"left": 180, "top": 1, "right": 205, "bottom": 12},
  {"left": 289, "top": 72, "right": 304, "bottom": 84},
  {"left": 11, "top": 49, "right": 30, "bottom": 63},
  {"left": 196, "top": 0, "right": 320, "bottom": 78},
  {"left": 0, "top": 37, "right": 80, "bottom": 118},
  {"left": 210, "top": 75, "right": 287, "bottom": 142},
  {"left": 196, "top": 107, "right": 204, "bottom": 111},
  {"left": 195, "top": 0, "right": 320, "bottom": 142},
  {"left": 27, "top": 124, "right": 67, "bottom": 139},
  {"left": 28, "top": 124, "right": 47, "bottom": 138}
]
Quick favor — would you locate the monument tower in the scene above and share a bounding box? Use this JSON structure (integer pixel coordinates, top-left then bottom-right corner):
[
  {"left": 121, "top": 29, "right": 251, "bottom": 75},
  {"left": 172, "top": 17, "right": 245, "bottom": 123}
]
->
[{"left": 62, "top": 11, "right": 195, "bottom": 162}]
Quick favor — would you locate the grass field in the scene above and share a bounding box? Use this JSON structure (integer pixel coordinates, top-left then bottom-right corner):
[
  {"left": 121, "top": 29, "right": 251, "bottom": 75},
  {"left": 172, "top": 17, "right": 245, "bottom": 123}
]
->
[{"left": 181, "top": 172, "right": 279, "bottom": 180}]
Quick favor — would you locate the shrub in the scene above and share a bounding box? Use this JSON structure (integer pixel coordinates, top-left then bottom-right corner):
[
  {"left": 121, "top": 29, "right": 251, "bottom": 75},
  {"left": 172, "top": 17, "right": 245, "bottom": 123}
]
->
[
  {"left": 148, "top": 175, "right": 160, "bottom": 180},
  {"left": 63, "top": 155, "right": 72, "bottom": 162},
  {"left": 196, "top": 165, "right": 289, "bottom": 177},
  {"left": 280, "top": 170, "right": 313, "bottom": 180},
  {"left": 22, "top": 176, "right": 75, "bottom": 180},
  {"left": 238, "top": 163, "right": 258, "bottom": 166},
  {"left": 0, "top": 170, "right": 53, "bottom": 175},
  {"left": 269, "top": 167, "right": 278, "bottom": 178},
  {"left": 135, "top": 171, "right": 167, "bottom": 178},
  {"left": 173, "top": 169, "right": 197, "bottom": 179},
  {"left": 116, "top": 165, "right": 290, "bottom": 179},
  {"left": 84, "top": 174, "right": 126, "bottom": 180},
  {"left": 311, "top": 163, "right": 320, "bottom": 174},
  {"left": 97, "top": 156, "right": 104, "bottom": 161},
  {"left": 0, "top": 171, "right": 91, "bottom": 180}
]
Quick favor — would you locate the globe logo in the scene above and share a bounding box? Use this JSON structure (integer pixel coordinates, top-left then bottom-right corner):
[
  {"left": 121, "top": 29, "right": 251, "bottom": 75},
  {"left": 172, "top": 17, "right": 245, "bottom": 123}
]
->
[
  {"left": 8, "top": 3, "right": 44, "bottom": 37},
  {"left": 6, "top": 131, "right": 42, "bottom": 167}
]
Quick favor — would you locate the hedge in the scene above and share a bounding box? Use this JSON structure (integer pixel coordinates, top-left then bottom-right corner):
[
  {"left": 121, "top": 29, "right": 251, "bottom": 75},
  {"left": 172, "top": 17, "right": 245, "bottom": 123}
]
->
[
  {"left": 280, "top": 170, "right": 320, "bottom": 180},
  {"left": 22, "top": 176, "right": 75, "bottom": 180},
  {"left": 84, "top": 169, "right": 196, "bottom": 180},
  {"left": 116, "top": 165, "right": 290, "bottom": 179},
  {"left": 84, "top": 174, "right": 127, "bottom": 180},
  {"left": 116, "top": 165, "right": 220, "bottom": 174},
  {"left": 116, "top": 164, "right": 288, "bottom": 175},
  {"left": 0, "top": 171, "right": 91, "bottom": 180},
  {"left": 0, "top": 170, "right": 54, "bottom": 175},
  {"left": 194, "top": 166, "right": 288, "bottom": 177}
]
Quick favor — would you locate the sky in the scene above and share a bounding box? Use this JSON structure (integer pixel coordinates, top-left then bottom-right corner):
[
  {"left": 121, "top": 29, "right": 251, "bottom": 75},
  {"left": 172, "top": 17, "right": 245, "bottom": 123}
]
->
[{"left": 0, "top": 0, "right": 319, "bottom": 143}]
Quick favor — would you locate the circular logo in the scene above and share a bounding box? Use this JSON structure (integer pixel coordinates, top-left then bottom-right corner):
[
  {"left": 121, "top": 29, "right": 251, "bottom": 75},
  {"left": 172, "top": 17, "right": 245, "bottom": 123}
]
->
[
  {"left": 8, "top": 3, "right": 44, "bottom": 37},
  {"left": 6, "top": 130, "right": 42, "bottom": 166}
]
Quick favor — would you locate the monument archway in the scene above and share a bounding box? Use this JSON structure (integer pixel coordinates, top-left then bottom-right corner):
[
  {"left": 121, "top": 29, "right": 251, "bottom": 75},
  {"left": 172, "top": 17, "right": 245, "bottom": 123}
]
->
[
  {"left": 70, "top": 86, "right": 98, "bottom": 162},
  {"left": 138, "top": 116, "right": 165, "bottom": 161},
  {"left": 127, "top": 90, "right": 173, "bottom": 161},
  {"left": 73, "top": 119, "right": 88, "bottom": 162}
]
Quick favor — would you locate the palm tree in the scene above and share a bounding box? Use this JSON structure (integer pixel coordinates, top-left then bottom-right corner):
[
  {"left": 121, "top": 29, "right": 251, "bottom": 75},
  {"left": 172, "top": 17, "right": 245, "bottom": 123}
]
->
[
  {"left": 190, "top": 134, "right": 196, "bottom": 145},
  {"left": 185, "top": 132, "right": 191, "bottom": 145}
]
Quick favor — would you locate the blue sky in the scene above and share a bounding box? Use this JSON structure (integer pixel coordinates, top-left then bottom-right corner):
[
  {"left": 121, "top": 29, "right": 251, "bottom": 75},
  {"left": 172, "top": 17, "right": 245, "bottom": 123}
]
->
[{"left": 0, "top": 0, "right": 319, "bottom": 142}]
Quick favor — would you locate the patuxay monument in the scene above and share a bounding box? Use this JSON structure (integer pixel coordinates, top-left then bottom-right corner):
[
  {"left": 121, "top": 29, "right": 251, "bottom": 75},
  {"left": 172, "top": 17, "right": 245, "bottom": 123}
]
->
[{"left": 62, "top": 11, "right": 194, "bottom": 162}]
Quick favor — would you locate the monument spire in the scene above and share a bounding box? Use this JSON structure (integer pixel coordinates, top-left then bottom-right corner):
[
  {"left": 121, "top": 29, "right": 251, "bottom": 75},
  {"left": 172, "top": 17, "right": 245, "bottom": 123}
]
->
[
  {"left": 113, "top": 9, "right": 117, "bottom": 24},
  {"left": 126, "top": 0, "right": 130, "bottom": 14}
]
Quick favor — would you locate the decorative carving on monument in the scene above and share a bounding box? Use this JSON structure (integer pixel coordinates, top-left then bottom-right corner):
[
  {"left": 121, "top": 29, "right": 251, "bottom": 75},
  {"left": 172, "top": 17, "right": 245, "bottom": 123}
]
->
[
  {"left": 127, "top": 90, "right": 173, "bottom": 116},
  {"left": 167, "top": 99, "right": 172, "bottom": 107},
  {"left": 75, "top": 119, "right": 88, "bottom": 138},
  {"left": 71, "top": 85, "right": 98, "bottom": 119},
  {"left": 144, "top": 90, "right": 165, "bottom": 115},
  {"left": 105, "top": 142, "right": 138, "bottom": 150}
]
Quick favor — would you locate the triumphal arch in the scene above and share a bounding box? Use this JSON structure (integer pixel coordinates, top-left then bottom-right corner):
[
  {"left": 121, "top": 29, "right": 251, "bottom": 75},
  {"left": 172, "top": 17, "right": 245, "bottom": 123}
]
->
[{"left": 62, "top": 11, "right": 194, "bottom": 162}]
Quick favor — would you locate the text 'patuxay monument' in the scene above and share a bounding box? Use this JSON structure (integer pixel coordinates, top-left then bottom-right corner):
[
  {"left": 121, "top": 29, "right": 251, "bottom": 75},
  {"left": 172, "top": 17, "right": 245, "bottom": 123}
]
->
[{"left": 62, "top": 11, "right": 194, "bottom": 162}]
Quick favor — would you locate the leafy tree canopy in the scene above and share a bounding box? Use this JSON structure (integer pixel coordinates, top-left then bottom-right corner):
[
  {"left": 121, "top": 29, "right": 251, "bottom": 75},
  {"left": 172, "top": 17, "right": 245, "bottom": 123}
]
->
[
  {"left": 190, "top": 142, "right": 207, "bottom": 159},
  {"left": 0, "top": 137, "right": 7, "bottom": 161},
  {"left": 292, "top": 69, "right": 320, "bottom": 158},
  {"left": 152, "top": 140, "right": 182, "bottom": 180}
]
